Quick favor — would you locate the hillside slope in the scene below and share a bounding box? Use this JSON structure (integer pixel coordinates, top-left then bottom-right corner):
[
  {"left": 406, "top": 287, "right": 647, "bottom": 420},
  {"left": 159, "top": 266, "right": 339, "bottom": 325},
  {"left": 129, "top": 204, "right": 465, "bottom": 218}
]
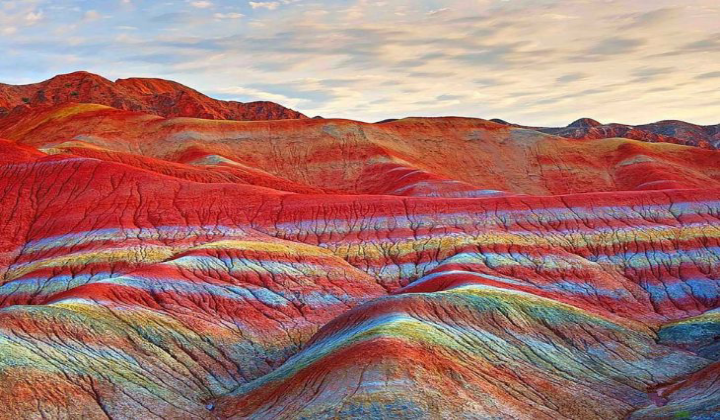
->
[
  {"left": 0, "top": 101, "right": 718, "bottom": 419},
  {"left": 1, "top": 104, "right": 719, "bottom": 197},
  {"left": 0, "top": 72, "right": 307, "bottom": 121},
  {"left": 493, "top": 117, "right": 720, "bottom": 149}
]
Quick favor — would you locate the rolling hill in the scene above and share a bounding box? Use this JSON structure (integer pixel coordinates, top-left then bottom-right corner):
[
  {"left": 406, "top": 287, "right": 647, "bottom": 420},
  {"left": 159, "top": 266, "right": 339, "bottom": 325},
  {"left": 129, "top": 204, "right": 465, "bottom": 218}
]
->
[{"left": 0, "top": 75, "right": 718, "bottom": 419}]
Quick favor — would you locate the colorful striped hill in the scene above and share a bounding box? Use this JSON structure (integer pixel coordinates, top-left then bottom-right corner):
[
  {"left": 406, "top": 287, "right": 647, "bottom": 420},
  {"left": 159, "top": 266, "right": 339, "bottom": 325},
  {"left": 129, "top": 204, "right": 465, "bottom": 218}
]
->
[{"left": 0, "top": 100, "right": 718, "bottom": 419}]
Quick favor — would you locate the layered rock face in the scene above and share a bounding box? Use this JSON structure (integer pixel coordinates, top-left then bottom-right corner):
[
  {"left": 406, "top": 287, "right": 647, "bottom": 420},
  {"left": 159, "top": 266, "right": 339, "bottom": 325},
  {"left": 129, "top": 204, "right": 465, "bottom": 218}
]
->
[
  {"left": 0, "top": 95, "right": 719, "bottom": 419},
  {"left": 493, "top": 117, "right": 720, "bottom": 149},
  {"left": 0, "top": 72, "right": 306, "bottom": 121}
]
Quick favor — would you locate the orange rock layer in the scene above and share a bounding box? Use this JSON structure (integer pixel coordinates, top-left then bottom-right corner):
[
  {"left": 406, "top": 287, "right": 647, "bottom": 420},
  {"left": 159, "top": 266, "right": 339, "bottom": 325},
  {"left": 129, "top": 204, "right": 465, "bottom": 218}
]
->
[
  {"left": 0, "top": 89, "right": 718, "bottom": 419},
  {"left": 0, "top": 72, "right": 306, "bottom": 121}
]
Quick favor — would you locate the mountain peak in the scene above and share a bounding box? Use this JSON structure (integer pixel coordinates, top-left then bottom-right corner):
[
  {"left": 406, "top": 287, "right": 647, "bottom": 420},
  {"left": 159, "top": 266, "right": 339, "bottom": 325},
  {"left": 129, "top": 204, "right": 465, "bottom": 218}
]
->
[
  {"left": 52, "top": 70, "right": 110, "bottom": 80},
  {"left": 567, "top": 117, "right": 601, "bottom": 128},
  {"left": 0, "top": 71, "right": 307, "bottom": 121},
  {"left": 115, "top": 77, "right": 197, "bottom": 95}
]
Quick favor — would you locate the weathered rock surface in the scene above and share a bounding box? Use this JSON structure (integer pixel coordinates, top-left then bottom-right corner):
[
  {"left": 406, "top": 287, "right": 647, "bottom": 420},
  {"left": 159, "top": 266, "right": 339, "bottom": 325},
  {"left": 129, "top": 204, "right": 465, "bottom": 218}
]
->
[
  {"left": 496, "top": 117, "right": 720, "bottom": 149},
  {"left": 0, "top": 93, "right": 718, "bottom": 419},
  {"left": 0, "top": 72, "right": 306, "bottom": 121}
]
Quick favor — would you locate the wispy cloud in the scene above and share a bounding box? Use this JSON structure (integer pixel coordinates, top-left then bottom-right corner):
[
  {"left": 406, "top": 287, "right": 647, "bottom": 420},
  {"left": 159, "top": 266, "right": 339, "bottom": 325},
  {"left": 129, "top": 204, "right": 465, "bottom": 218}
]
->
[
  {"left": 696, "top": 71, "right": 720, "bottom": 79},
  {"left": 190, "top": 1, "right": 213, "bottom": 9},
  {"left": 213, "top": 85, "right": 308, "bottom": 109},
  {"left": 0, "top": 0, "right": 718, "bottom": 125},
  {"left": 585, "top": 37, "right": 647, "bottom": 57},
  {"left": 214, "top": 12, "right": 243, "bottom": 19},
  {"left": 24, "top": 10, "right": 43, "bottom": 24},
  {"left": 426, "top": 8, "right": 450, "bottom": 16},
  {"left": 83, "top": 10, "right": 102, "bottom": 21},
  {"left": 249, "top": 2, "right": 279, "bottom": 10}
]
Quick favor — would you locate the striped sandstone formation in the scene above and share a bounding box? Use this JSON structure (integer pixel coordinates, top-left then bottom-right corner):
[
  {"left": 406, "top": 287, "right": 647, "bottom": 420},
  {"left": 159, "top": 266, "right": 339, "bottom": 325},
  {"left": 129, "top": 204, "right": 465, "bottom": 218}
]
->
[{"left": 0, "top": 86, "right": 718, "bottom": 418}]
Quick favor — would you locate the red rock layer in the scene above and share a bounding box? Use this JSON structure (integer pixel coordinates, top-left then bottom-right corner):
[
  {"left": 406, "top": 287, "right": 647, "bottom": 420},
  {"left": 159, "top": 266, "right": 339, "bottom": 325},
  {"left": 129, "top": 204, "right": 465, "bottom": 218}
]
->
[
  {"left": 0, "top": 71, "right": 306, "bottom": 121},
  {"left": 0, "top": 102, "right": 718, "bottom": 418},
  {"left": 493, "top": 117, "right": 720, "bottom": 149}
]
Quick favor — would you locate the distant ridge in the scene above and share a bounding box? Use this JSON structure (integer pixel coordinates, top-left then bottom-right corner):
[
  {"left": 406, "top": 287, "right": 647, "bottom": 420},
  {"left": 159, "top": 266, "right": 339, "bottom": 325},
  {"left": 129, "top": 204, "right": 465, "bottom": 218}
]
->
[
  {"left": 0, "top": 71, "right": 307, "bottom": 121},
  {"left": 1, "top": 71, "right": 717, "bottom": 147},
  {"left": 501, "top": 117, "right": 720, "bottom": 149}
]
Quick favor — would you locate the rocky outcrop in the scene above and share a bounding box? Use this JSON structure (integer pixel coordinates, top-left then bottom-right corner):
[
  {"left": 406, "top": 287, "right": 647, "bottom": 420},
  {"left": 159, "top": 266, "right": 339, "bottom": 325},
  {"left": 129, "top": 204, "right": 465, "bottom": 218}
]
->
[
  {"left": 0, "top": 71, "right": 306, "bottom": 121},
  {"left": 517, "top": 118, "right": 720, "bottom": 149}
]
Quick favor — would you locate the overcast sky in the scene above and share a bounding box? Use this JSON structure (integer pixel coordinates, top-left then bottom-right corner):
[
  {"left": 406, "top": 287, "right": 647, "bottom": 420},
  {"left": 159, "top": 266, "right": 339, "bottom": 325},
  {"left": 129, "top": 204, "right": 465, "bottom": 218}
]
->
[{"left": 1, "top": 0, "right": 718, "bottom": 125}]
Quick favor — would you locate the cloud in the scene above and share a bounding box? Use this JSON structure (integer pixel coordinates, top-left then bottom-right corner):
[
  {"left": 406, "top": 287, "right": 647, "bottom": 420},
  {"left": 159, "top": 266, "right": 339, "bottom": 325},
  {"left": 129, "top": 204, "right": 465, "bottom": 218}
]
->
[
  {"left": 436, "top": 94, "right": 464, "bottom": 101},
  {"left": 629, "top": 66, "right": 675, "bottom": 83},
  {"left": 151, "top": 12, "right": 197, "bottom": 24},
  {"left": 541, "top": 13, "right": 577, "bottom": 21},
  {"left": 24, "top": 10, "right": 42, "bottom": 24},
  {"left": 0, "top": 0, "right": 718, "bottom": 126},
  {"left": 191, "top": 1, "right": 213, "bottom": 8},
  {"left": 695, "top": 71, "right": 720, "bottom": 79},
  {"left": 407, "top": 71, "right": 455, "bottom": 78},
  {"left": 212, "top": 85, "right": 307, "bottom": 108},
  {"left": 426, "top": 8, "right": 450, "bottom": 16},
  {"left": 453, "top": 42, "right": 530, "bottom": 68},
  {"left": 83, "top": 10, "right": 102, "bottom": 22},
  {"left": 556, "top": 73, "right": 587, "bottom": 83},
  {"left": 214, "top": 12, "right": 244, "bottom": 19},
  {"left": 618, "top": 7, "right": 678, "bottom": 30},
  {"left": 249, "top": 2, "right": 279, "bottom": 10},
  {"left": 683, "top": 33, "right": 720, "bottom": 53},
  {"left": 585, "top": 37, "right": 646, "bottom": 56}
]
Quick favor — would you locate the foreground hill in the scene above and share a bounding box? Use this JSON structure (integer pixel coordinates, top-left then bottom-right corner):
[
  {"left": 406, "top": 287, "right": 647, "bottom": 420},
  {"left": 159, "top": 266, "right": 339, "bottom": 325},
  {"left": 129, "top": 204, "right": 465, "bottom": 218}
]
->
[
  {"left": 0, "top": 102, "right": 719, "bottom": 419},
  {"left": 0, "top": 71, "right": 307, "bottom": 121}
]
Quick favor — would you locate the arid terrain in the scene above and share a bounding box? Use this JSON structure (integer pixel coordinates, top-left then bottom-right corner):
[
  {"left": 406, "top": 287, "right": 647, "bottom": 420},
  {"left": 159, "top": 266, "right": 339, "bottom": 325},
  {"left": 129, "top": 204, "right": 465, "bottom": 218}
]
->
[{"left": 0, "top": 73, "right": 718, "bottom": 419}]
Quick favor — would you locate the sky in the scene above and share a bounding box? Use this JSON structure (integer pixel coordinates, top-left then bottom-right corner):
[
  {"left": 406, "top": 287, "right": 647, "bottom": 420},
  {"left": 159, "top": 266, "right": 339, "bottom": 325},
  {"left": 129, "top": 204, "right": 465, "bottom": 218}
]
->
[{"left": 0, "top": 0, "right": 718, "bottom": 125}]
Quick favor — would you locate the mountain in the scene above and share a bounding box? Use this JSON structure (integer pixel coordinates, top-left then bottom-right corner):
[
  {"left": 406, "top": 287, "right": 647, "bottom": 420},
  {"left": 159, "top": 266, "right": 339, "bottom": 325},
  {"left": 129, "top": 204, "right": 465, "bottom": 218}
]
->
[
  {"left": 3, "top": 104, "right": 720, "bottom": 197},
  {"left": 0, "top": 71, "right": 307, "bottom": 121},
  {"left": 494, "top": 117, "right": 720, "bottom": 149},
  {"left": 0, "top": 90, "right": 719, "bottom": 418}
]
